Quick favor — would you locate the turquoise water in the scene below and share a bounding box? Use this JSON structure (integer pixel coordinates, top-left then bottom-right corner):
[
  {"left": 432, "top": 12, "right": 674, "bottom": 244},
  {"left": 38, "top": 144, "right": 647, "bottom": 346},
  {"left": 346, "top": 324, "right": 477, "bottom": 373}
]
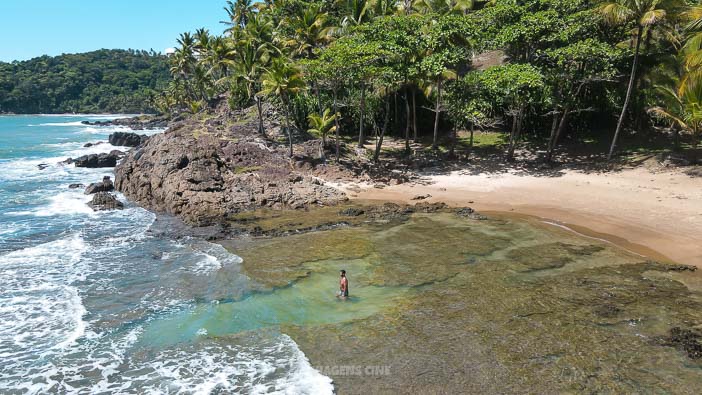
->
[{"left": 0, "top": 116, "right": 334, "bottom": 394}]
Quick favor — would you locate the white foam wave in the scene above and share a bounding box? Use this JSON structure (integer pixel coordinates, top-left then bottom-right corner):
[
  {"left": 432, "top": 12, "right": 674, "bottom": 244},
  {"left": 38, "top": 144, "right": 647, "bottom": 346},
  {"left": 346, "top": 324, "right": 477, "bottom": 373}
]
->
[
  {"left": 35, "top": 191, "right": 95, "bottom": 217},
  {"left": 119, "top": 334, "right": 333, "bottom": 395},
  {"left": 38, "top": 121, "right": 89, "bottom": 126},
  {"left": 187, "top": 243, "right": 243, "bottom": 275},
  {"left": 0, "top": 234, "right": 89, "bottom": 360}
]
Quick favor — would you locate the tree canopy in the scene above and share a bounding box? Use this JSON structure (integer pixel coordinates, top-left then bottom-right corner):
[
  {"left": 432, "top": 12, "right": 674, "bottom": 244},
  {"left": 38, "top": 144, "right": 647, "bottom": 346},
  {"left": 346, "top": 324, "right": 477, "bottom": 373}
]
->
[
  {"left": 0, "top": 49, "right": 170, "bottom": 114},
  {"left": 142, "top": 0, "right": 702, "bottom": 161}
]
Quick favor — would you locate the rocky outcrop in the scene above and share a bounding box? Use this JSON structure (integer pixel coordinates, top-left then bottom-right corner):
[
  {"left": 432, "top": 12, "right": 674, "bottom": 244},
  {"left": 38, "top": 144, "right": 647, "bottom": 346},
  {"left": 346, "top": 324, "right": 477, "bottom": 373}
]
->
[
  {"left": 84, "top": 176, "right": 114, "bottom": 194},
  {"left": 115, "top": 128, "right": 347, "bottom": 225},
  {"left": 88, "top": 192, "right": 124, "bottom": 211},
  {"left": 82, "top": 116, "right": 168, "bottom": 130},
  {"left": 456, "top": 207, "right": 488, "bottom": 220},
  {"left": 68, "top": 183, "right": 85, "bottom": 189},
  {"left": 109, "top": 132, "right": 148, "bottom": 147},
  {"left": 69, "top": 150, "right": 125, "bottom": 168}
]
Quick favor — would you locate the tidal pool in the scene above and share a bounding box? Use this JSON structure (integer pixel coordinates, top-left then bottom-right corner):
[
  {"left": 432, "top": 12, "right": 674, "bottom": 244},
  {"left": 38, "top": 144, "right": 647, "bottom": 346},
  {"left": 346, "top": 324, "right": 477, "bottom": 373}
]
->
[{"left": 146, "top": 208, "right": 702, "bottom": 393}]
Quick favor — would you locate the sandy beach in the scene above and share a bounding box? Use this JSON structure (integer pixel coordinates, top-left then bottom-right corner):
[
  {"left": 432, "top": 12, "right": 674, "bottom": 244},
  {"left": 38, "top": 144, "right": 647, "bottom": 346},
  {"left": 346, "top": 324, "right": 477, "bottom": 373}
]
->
[{"left": 339, "top": 166, "right": 702, "bottom": 267}]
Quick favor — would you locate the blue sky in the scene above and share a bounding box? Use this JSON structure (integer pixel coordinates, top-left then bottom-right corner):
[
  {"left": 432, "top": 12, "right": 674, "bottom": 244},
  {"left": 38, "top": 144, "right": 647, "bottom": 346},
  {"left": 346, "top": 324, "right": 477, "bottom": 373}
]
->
[{"left": 0, "top": 0, "right": 228, "bottom": 62}]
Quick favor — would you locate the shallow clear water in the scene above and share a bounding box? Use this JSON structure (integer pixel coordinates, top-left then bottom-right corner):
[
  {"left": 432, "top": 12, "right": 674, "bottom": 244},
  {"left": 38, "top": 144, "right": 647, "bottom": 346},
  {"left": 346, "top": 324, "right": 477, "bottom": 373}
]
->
[{"left": 0, "top": 116, "right": 333, "bottom": 394}]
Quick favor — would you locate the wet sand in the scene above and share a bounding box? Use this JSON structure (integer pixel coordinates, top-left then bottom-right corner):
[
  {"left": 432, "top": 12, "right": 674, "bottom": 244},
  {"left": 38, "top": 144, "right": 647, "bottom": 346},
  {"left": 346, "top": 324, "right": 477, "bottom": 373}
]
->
[{"left": 339, "top": 166, "right": 702, "bottom": 267}]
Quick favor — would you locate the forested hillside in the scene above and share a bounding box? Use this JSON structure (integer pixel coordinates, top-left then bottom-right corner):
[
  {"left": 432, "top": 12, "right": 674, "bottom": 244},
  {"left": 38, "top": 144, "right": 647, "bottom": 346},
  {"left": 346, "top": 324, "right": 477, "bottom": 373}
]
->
[
  {"left": 0, "top": 49, "right": 170, "bottom": 114},
  {"left": 156, "top": 0, "right": 702, "bottom": 162}
]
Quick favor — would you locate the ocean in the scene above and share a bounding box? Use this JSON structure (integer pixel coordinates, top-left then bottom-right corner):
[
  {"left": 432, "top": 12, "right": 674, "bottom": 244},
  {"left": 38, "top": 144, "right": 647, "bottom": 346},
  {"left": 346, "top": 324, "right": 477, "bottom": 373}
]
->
[{"left": 0, "top": 115, "right": 333, "bottom": 394}]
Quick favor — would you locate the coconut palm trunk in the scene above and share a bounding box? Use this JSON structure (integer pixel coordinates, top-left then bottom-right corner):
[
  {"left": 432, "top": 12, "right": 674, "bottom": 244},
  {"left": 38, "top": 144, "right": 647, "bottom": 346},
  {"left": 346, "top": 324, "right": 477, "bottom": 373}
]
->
[
  {"left": 333, "top": 87, "right": 341, "bottom": 163},
  {"left": 404, "top": 87, "right": 411, "bottom": 154},
  {"left": 255, "top": 96, "right": 265, "bottom": 136},
  {"left": 282, "top": 95, "right": 294, "bottom": 157},
  {"left": 432, "top": 78, "right": 442, "bottom": 149},
  {"left": 608, "top": 25, "right": 644, "bottom": 160}
]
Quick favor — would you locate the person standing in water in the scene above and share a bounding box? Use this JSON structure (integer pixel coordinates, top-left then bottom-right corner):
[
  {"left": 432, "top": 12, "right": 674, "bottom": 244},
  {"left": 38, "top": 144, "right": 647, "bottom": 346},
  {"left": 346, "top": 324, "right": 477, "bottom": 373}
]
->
[{"left": 338, "top": 270, "right": 349, "bottom": 299}]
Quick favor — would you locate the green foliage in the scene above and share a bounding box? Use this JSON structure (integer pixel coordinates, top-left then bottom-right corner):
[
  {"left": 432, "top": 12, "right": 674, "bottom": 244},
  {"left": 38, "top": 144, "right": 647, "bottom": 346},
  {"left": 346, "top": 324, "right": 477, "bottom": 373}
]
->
[
  {"left": 151, "top": 0, "right": 702, "bottom": 159},
  {"left": 0, "top": 49, "right": 169, "bottom": 114},
  {"left": 480, "top": 64, "right": 547, "bottom": 110},
  {"left": 307, "top": 108, "right": 338, "bottom": 141}
]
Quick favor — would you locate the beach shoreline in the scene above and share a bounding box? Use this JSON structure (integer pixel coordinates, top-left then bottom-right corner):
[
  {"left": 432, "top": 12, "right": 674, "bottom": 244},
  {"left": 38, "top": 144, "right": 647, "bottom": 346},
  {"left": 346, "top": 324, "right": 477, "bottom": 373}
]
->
[{"left": 337, "top": 166, "right": 702, "bottom": 267}]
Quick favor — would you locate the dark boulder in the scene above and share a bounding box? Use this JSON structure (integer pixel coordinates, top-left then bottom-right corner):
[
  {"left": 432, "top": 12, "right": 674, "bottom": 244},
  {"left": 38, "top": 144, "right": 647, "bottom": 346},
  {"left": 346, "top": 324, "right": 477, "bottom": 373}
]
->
[
  {"left": 87, "top": 192, "right": 124, "bottom": 211},
  {"left": 68, "top": 183, "right": 85, "bottom": 189},
  {"left": 456, "top": 207, "right": 488, "bottom": 220},
  {"left": 85, "top": 176, "right": 115, "bottom": 194},
  {"left": 339, "top": 207, "right": 365, "bottom": 217},
  {"left": 414, "top": 202, "right": 447, "bottom": 213},
  {"left": 37, "top": 163, "right": 49, "bottom": 170},
  {"left": 73, "top": 151, "right": 125, "bottom": 168},
  {"left": 456, "top": 207, "right": 474, "bottom": 216},
  {"left": 109, "top": 132, "right": 148, "bottom": 147},
  {"left": 83, "top": 142, "right": 103, "bottom": 148}
]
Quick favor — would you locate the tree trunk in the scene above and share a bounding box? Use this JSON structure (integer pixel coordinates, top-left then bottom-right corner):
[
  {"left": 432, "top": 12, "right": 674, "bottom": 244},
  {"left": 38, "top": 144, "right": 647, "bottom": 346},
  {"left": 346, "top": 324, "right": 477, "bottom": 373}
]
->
[
  {"left": 314, "top": 81, "right": 323, "bottom": 115},
  {"left": 547, "top": 107, "right": 570, "bottom": 163},
  {"left": 394, "top": 92, "right": 398, "bottom": 135},
  {"left": 404, "top": 87, "right": 411, "bottom": 154},
  {"left": 449, "top": 127, "right": 457, "bottom": 158},
  {"left": 255, "top": 96, "right": 265, "bottom": 136},
  {"left": 333, "top": 87, "right": 340, "bottom": 163},
  {"left": 546, "top": 108, "right": 559, "bottom": 161},
  {"left": 282, "top": 96, "right": 293, "bottom": 158},
  {"left": 507, "top": 106, "right": 524, "bottom": 160},
  {"left": 374, "top": 96, "right": 390, "bottom": 162},
  {"left": 469, "top": 122, "right": 474, "bottom": 151},
  {"left": 608, "top": 25, "right": 644, "bottom": 160},
  {"left": 358, "top": 83, "right": 366, "bottom": 148},
  {"left": 432, "top": 79, "right": 442, "bottom": 149},
  {"left": 672, "top": 123, "right": 680, "bottom": 152},
  {"left": 412, "top": 88, "right": 418, "bottom": 142}
]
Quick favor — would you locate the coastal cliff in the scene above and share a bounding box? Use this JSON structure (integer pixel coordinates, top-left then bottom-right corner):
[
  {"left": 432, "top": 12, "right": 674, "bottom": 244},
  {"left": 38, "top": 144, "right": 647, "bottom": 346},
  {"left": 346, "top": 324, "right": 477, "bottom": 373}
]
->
[{"left": 114, "top": 107, "right": 348, "bottom": 225}]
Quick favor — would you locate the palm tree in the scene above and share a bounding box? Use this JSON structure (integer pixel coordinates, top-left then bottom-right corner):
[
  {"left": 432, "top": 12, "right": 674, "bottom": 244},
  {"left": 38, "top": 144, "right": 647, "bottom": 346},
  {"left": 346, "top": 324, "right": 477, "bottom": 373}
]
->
[
  {"left": 648, "top": 74, "right": 702, "bottom": 155},
  {"left": 412, "top": 0, "right": 473, "bottom": 15},
  {"left": 597, "top": 0, "right": 685, "bottom": 160},
  {"left": 205, "top": 36, "right": 236, "bottom": 83},
  {"left": 682, "top": 6, "right": 702, "bottom": 83},
  {"left": 307, "top": 108, "right": 338, "bottom": 159},
  {"left": 233, "top": 38, "right": 272, "bottom": 135},
  {"left": 337, "top": 0, "right": 373, "bottom": 29},
  {"left": 222, "top": 0, "right": 257, "bottom": 29},
  {"left": 260, "top": 59, "right": 307, "bottom": 157},
  {"left": 283, "top": 5, "right": 334, "bottom": 58},
  {"left": 372, "top": 0, "right": 400, "bottom": 17}
]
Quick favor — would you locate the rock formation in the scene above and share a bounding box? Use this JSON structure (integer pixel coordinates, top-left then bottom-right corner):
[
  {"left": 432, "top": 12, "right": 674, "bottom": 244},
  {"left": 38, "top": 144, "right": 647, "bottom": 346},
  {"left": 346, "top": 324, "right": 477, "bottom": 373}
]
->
[
  {"left": 109, "top": 132, "right": 149, "bottom": 147},
  {"left": 88, "top": 192, "right": 124, "bottom": 211},
  {"left": 84, "top": 176, "right": 114, "bottom": 194},
  {"left": 68, "top": 150, "right": 125, "bottom": 168},
  {"left": 115, "top": 123, "right": 347, "bottom": 225}
]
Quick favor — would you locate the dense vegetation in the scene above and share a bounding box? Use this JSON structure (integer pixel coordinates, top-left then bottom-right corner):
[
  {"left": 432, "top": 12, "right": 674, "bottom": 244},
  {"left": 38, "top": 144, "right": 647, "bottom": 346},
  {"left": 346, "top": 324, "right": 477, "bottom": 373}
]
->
[
  {"left": 157, "top": 0, "right": 702, "bottom": 162},
  {"left": 0, "top": 49, "right": 170, "bottom": 114}
]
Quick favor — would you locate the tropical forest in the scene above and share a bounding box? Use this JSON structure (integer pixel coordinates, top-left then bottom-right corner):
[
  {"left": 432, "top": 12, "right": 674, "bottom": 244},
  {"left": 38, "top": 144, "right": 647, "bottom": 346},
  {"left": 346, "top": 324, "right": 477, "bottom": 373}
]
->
[
  {"left": 0, "top": 49, "right": 169, "bottom": 114},
  {"left": 152, "top": 0, "right": 702, "bottom": 163}
]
